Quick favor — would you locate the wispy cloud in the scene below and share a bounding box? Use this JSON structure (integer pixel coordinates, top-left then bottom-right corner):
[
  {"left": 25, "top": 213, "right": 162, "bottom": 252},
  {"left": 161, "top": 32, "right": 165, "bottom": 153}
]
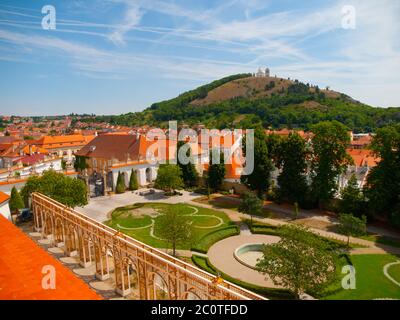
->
[{"left": 108, "top": 2, "right": 143, "bottom": 45}]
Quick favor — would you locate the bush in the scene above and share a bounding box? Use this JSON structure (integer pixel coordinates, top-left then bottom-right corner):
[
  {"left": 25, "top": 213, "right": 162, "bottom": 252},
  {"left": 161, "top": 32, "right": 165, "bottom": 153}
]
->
[
  {"left": 191, "top": 225, "right": 239, "bottom": 253},
  {"left": 116, "top": 171, "right": 126, "bottom": 194}
]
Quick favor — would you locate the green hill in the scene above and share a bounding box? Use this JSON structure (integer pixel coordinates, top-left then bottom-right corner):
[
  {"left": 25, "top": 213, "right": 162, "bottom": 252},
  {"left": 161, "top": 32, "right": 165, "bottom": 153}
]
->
[{"left": 96, "top": 74, "right": 400, "bottom": 132}]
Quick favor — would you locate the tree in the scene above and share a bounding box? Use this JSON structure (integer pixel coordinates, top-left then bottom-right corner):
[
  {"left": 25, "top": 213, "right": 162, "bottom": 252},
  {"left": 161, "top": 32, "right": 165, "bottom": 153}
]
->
[
  {"left": 241, "top": 128, "right": 273, "bottom": 197},
  {"left": 128, "top": 169, "right": 138, "bottom": 191},
  {"left": 157, "top": 206, "right": 193, "bottom": 256},
  {"left": 363, "top": 125, "right": 400, "bottom": 225},
  {"left": 256, "top": 224, "right": 336, "bottom": 299},
  {"left": 238, "top": 192, "right": 263, "bottom": 227},
  {"left": 177, "top": 141, "right": 199, "bottom": 187},
  {"left": 74, "top": 155, "right": 88, "bottom": 171},
  {"left": 276, "top": 133, "right": 309, "bottom": 204},
  {"left": 207, "top": 151, "right": 226, "bottom": 192},
  {"left": 115, "top": 171, "right": 126, "bottom": 194},
  {"left": 9, "top": 186, "right": 24, "bottom": 214},
  {"left": 155, "top": 164, "right": 183, "bottom": 193},
  {"left": 21, "top": 170, "right": 87, "bottom": 207},
  {"left": 337, "top": 213, "right": 367, "bottom": 247},
  {"left": 310, "top": 121, "right": 352, "bottom": 207},
  {"left": 340, "top": 174, "right": 364, "bottom": 217}
]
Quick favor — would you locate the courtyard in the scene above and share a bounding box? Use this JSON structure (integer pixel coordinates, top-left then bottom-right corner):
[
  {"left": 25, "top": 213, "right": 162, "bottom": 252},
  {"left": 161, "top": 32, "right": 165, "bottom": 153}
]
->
[{"left": 75, "top": 188, "right": 400, "bottom": 300}]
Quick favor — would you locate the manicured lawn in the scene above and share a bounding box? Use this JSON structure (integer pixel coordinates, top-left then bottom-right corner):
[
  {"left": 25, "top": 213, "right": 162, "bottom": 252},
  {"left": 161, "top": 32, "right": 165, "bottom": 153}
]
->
[
  {"left": 360, "top": 234, "right": 400, "bottom": 248},
  {"left": 105, "top": 202, "right": 234, "bottom": 250},
  {"left": 194, "top": 195, "right": 272, "bottom": 217},
  {"left": 322, "top": 254, "right": 400, "bottom": 300},
  {"left": 389, "top": 263, "right": 400, "bottom": 283}
]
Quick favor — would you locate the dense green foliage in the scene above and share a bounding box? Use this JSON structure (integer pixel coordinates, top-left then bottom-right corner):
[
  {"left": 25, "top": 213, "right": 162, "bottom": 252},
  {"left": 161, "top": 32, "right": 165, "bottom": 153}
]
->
[
  {"left": 206, "top": 151, "right": 226, "bottom": 191},
  {"left": 276, "top": 132, "right": 309, "bottom": 204},
  {"left": 337, "top": 213, "right": 367, "bottom": 247},
  {"left": 157, "top": 206, "right": 193, "bottom": 256},
  {"left": 90, "top": 75, "right": 400, "bottom": 131},
  {"left": 238, "top": 192, "right": 263, "bottom": 226},
  {"left": 9, "top": 186, "right": 24, "bottom": 213},
  {"left": 339, "top": 175, "right": 364, "bottom": 217},
  {"left": 154, "top": 164, "right": 184, "bottom": 192},
  {"left": 115, "top": 171, "right": 126, "bottom": 194},
  {"left": 241, "top": 128, "right": 273, "bottom": 197},
  {"left": 21, "top": 170, "right": 87, "bottom": 207},
  {"left": 74, "top": 155, "right": 88, "bottom": 171},
  {"left": 128, "top": 169, "right": 138, "bottom": 191},
  {"left": 363, "top": 124, "right": 400, "bottom": 226},
  {"left": 177, "top": 141, "right": 199, "bottom": 187},
  {"left": 311, "top": 121, "right": 352, "bottom": 206},
  {"left": 257, "top": 224, "right": 337, "bottom": 299}
]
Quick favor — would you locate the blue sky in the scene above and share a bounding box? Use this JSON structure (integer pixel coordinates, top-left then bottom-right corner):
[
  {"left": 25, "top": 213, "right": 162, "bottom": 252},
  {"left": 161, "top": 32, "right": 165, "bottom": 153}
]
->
[{"left": 0, "top": 0, "right": 399, "bottom": 116}]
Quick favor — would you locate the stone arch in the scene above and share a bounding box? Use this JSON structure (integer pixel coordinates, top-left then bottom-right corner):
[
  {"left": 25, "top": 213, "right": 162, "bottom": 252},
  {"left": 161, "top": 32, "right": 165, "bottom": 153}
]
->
[
  {"left": 148, "top": 271, "right": 169, "bottom": 300},
  {"left": 145, "top": 167, "right": 152, "bottom": 183},
  {"left": 65, "top": 224, "right": 79, "bottom": 255},
  {"left": 181, "top": 288, "right": 203, "bottom": 300},
  {"left": 42, "top": 211, "right": 54, "bottom": 238},
  {"left": 124, "top": 256, "right": 139, "bottom": 290},
  {"left": 54, "top": 217, "right": 64, "bottom": 244}
]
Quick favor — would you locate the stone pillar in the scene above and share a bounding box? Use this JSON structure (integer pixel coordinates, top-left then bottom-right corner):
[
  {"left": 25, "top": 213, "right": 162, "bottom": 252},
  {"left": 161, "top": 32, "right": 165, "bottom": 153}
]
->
[
  {"left": 79, "top": 237, "right": 92, "bottom": 267},
  {"left": 94, "top": 244, "right": 110, "bottom": 280},
  {"left": 137, "top": 168, "right": 146, "bottom": 186},
  {"left": 150, "top": 167, "right": 158, "bottom": 182},
  {"left": 64, "top": 227, "right": 78, "bottom": 257},
  {"left": 114, "top": 257, "right": 131, "bottom": 296}
]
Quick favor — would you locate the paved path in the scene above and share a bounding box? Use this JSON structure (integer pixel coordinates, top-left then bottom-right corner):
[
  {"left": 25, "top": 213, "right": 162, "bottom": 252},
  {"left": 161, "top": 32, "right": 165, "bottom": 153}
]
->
[
  {"left": 77, "top": 189, "right": 202, "bottom": 222},
  {"left": 208, "top": 234, "right": 282, "bottom": 288}
]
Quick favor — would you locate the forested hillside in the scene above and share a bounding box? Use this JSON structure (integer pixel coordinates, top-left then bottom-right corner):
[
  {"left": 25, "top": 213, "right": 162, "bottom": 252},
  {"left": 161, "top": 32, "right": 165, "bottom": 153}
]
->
[{"left": 91, "top": 75, "right": 400, "bottom": 132}]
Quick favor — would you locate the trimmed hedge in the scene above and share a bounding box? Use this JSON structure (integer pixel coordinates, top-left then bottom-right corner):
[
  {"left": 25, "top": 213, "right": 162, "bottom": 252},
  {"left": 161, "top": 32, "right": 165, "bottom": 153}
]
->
[
  {"left": 191, "top": 255, "right": 295, "bottom": 300},
  {"left": 191, "top": 225, "right": 240, "bottom": 253}
]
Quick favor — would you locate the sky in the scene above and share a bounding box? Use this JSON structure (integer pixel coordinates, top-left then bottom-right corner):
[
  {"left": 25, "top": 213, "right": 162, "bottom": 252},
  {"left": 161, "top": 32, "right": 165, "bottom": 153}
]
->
[{"left": 0, "top": 0, "right": 399, "bottom": 116}]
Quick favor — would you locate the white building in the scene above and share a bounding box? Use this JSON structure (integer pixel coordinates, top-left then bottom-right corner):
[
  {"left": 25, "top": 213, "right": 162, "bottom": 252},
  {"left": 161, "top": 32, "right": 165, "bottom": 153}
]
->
[
  {"left": 0, "top": 191, "right": 11, "bottom": 220},
  {"left": 255, "top": 67, "right": 270, "bottom": 77}
]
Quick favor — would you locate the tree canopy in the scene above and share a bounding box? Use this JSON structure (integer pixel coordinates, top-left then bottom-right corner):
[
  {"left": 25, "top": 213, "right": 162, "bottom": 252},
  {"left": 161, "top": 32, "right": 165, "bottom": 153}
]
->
[
  {"left": 364, "top": 124, "right": 400, "bottom": 226},
  {"left": 157, "top": 206, "right": 193, "bottom": 256},
  {"left": 276, "top": 132, "right": 309, "bottom": 204},
  {"left": 155, "top": 164, "right": 184, "bottom": 192},
  {"left": 177, "top": 141, "right": 199, "bottom": 187},
  {"left": 238, "top": 192, "right": 263, "bottom": 226},
  {"left": 310, "top": 121, "right": 352, "bottom": 206},
  {"left": 9, "top": 186, "right": 24, "bottom": 213},
  {"left": 257, "top": 224, "right": 337, "bottom": 299},
  {"left": 207, "top": 151, "right": 226, "bottom": 192},
  {"left": 337, "top": 213, "right": 367, "bottom": 247},
  {"left": 21, "top": 170, "right": 87, "bottom": 207},
  {"left": 241, "top": 128, "right": 273, "bottom": 197}
]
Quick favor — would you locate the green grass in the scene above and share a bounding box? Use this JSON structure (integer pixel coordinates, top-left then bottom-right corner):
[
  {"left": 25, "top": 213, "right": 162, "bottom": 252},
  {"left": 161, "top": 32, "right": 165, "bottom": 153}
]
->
[
  {"left": 388, "top": 263, "right": 400, "bottom": 283},
  {"left": 322, "top": 254, "right": 400, "bottom": 300},
  {"left": 191, "top": 225, "right": 240, "bottom": 253},
  {"left": 360, "top": 234, "right": 400, "bottom": 248},
  {"left": 105, "top": 202, "right": 234, "bottom": 250}
]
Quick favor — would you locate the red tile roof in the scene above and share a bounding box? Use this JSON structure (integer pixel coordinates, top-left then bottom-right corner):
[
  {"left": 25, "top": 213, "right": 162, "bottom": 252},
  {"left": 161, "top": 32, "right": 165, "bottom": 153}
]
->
[
  {"left": 347, "top": 148, "right": 380, "bottom": 167},
  {"left": 0, "top": 215, "right": 102, "bottom": 300},
  {"left": 0, "top": 191, "right": 10, "bottom": 205}
]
